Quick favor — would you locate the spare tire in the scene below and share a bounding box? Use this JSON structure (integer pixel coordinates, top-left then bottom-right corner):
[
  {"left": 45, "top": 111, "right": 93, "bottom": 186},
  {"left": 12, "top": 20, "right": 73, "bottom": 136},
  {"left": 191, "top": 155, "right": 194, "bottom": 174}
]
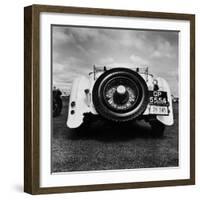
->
[{"left": 92, "top": 68, "right": 149, "bottom": 122}]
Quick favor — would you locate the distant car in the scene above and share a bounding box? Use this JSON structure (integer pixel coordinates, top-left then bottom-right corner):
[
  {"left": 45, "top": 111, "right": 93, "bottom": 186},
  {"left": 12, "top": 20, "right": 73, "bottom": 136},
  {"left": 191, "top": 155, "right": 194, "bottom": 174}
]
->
[
  {"left": 67, "top": 66, "right": 174, "bottom": 137},
  {"left": 53, "top": 88, "right": 62, "bottom": 117}
]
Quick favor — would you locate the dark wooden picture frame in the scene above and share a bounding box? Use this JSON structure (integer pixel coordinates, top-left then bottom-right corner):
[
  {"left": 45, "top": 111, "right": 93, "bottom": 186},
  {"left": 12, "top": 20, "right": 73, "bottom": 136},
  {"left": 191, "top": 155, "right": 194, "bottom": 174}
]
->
[{"left": 24, "top": 4, "right": 195, "bottom": 194}]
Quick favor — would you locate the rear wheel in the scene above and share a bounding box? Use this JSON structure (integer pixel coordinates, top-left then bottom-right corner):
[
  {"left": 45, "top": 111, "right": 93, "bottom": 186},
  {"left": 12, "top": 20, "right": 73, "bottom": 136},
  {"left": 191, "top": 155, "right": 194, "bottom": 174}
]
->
[
  {"left": 92, "top": 68, "right": 149, "bottom": 122},
  {"left": 149, "top": 119, "right": 165, "bottom": 137}
]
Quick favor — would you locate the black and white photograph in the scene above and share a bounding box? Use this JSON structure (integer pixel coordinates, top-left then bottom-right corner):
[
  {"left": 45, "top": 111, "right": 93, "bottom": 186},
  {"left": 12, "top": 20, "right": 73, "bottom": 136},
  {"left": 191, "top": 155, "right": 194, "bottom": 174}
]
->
[
  {"left": 23, "top": 4, "right": 195, "bottom": 194},
  {"left": 51, "top": 25, "right": 179, "bottom": 173}
]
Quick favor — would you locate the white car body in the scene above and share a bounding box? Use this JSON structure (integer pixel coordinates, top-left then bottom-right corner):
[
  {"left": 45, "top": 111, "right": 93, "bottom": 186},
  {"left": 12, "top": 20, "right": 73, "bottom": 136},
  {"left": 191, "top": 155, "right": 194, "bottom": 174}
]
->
[{"left": 67, "top": 67, "right": 174, "bottom": 129}]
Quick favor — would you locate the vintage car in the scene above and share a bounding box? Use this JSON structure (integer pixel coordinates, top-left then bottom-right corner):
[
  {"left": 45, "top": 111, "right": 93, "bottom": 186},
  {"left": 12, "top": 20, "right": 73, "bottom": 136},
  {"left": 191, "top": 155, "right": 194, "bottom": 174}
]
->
[{"left": 66, "top": 66, "right": 174, "bottom": 136}]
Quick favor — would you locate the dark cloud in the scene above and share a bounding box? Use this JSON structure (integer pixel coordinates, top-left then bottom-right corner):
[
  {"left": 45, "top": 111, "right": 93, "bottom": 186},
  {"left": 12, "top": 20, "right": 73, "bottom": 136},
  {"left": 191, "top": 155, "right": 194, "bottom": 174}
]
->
[{"left": 52, "top": 26, "right": 179, "bottom": 96}]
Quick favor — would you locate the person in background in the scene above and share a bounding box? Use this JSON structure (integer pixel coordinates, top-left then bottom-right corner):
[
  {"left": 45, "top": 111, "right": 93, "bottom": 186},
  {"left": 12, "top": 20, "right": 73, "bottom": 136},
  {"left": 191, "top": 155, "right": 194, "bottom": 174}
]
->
[{"left": 53, "top": 86, "right": 63, "bottom": 117}]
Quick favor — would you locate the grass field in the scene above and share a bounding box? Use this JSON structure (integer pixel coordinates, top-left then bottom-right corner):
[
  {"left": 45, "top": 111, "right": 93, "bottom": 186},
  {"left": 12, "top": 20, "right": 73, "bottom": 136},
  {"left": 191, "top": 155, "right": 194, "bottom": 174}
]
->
[{"left": 52, "top": 96, "right": 178, "bottom": 172}]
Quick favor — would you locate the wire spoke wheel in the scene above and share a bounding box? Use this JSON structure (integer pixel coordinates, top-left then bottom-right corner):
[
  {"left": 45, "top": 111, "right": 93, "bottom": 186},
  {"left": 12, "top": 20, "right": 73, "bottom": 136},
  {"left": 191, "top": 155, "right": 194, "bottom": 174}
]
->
[{"left": 92, "top": 68, "right": 149, "bottom": 122}]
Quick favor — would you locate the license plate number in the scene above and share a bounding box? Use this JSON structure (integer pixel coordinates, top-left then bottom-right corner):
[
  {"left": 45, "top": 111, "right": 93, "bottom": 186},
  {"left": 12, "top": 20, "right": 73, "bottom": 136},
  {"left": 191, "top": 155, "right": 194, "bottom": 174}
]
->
[
  {"left": 149, "top": 91, "right": 168, "bottom": 106},
  {"left": 149, "top": 105, "right": 168, "bottom": 115}
]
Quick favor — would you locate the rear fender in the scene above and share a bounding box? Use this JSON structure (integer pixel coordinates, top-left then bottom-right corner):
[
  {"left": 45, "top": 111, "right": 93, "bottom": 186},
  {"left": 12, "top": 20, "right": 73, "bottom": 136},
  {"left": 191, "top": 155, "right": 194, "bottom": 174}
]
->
[
  {"left": 67, "top": 76, "right": 90, "bottom": 128},
  {"left": 156, "top": 77, "right": 174, "bottom": 126}
]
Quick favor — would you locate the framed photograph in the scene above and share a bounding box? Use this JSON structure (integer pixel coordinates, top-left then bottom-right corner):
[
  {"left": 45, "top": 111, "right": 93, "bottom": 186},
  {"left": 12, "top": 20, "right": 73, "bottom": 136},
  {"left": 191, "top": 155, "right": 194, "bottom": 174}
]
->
[{"left": 24, "top": 4, "right": 195, "bottom": 194}]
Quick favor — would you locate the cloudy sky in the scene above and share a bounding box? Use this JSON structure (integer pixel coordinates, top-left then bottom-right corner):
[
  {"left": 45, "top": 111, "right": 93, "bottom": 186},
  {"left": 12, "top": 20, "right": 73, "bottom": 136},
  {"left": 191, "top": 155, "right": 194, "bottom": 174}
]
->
[{"left": 52, "top": 26, "right": 179, "bottom": 96}]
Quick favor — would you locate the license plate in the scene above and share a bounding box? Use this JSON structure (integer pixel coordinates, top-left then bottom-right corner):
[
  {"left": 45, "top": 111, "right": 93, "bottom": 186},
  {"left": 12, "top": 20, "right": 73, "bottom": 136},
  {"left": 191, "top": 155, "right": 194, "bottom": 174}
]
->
[
  {"left": 149, "top": 105, "right": 169, "bottom": 115},
  {"left": 149, "top": 91, "right": 168, "bottom": 106}
]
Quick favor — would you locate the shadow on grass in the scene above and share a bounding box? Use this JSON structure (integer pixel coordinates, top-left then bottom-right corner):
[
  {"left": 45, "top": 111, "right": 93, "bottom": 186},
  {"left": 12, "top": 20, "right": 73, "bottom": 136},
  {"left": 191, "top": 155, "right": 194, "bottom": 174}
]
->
[{"left": 67, "top": 117, "right": 164, "bottom": 142}]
